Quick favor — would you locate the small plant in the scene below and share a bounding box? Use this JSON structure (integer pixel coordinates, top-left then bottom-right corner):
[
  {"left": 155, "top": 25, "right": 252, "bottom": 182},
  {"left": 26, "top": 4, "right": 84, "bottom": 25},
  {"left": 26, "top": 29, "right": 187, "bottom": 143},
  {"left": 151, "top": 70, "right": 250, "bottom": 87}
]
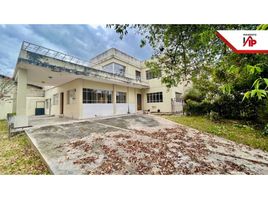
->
[
  {"left": 262, "top": 124, "right": 268, "bottom": 136},
  {"left": 209, "top": 111, "right": 220, "bottom": 121}
]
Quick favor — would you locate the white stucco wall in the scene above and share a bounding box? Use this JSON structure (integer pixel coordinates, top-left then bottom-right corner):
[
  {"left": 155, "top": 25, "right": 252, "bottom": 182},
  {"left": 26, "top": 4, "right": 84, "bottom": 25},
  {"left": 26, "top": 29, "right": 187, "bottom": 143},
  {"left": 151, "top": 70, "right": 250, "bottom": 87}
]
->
[
  {"left": 0, "top": 74, "right": 45, "bottom": 119},
  {"left": 115, "top": 103, "right": 135, "bottom": 114},
  {"left": 82, "top": 104, "right": 113, "bottom": 118},
  {"left": 0, "top": 101, "right": 13, "bottom": 119},
  {"left": 26, "top": 97, "right": 45, "bottom": 116}
]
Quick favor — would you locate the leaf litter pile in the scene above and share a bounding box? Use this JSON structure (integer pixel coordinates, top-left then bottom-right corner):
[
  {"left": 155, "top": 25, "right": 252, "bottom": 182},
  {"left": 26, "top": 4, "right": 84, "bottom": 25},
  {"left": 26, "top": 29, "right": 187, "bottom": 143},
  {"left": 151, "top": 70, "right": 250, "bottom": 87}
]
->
[{"left": 60, "top": 126, "right": 268, "bottom": 175}]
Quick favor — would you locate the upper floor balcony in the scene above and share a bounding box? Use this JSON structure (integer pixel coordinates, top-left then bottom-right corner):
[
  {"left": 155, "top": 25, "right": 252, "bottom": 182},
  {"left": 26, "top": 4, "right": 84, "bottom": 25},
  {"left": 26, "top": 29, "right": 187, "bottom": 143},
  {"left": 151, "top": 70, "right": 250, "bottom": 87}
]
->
[{"left": 15, "top": 41, "right": 149, "bottom": 88}]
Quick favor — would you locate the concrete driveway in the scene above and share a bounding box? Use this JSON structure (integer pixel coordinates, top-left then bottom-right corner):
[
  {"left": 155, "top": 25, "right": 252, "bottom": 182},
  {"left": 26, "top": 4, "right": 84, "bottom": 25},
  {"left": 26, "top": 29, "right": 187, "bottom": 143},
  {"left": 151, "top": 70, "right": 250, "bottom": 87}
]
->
[{"left": 26, "top": 114, "right": 268, "bottom": 174}]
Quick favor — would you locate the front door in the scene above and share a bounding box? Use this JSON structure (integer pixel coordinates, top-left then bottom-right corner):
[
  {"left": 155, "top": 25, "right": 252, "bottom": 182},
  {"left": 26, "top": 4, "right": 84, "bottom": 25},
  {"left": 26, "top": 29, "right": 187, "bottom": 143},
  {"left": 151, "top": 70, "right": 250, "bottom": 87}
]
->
[
  {"left": 60, "top": 92, "right": 64, "bottom": 115},
  {"left": 137, "top": 94, "right": 142, "bottom": 110}
]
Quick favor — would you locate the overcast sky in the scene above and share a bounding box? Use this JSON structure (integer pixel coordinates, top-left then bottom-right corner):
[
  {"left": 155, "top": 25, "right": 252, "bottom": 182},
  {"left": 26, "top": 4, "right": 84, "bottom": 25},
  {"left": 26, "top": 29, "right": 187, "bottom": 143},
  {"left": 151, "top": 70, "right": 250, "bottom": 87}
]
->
[{"left": 0, "top": 24, "right": 153, "bottom": 77}]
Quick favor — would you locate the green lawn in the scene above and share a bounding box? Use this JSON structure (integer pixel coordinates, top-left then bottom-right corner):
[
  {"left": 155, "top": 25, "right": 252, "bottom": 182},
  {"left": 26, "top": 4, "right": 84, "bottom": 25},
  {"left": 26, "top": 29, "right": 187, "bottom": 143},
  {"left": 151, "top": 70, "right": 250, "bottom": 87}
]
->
[
  {"left": 164, "top": 115, "right": 268, "bottom": 152},
  {"left": 0, "top": 120, "right": 50, "bottom": 174}
]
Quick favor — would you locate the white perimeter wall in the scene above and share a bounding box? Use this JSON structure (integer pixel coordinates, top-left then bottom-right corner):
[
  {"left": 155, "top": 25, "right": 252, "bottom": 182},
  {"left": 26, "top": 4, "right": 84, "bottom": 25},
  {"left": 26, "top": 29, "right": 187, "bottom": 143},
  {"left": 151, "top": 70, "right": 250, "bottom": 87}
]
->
[
  {"left": 0, "top": 101, "right": 13, "bottom": 119},
  {"left": 26, "top": 97, "right": 45, "bottom": 116},
  {"left": 0, "top": 97, "right": 45, "bottom": 119}
]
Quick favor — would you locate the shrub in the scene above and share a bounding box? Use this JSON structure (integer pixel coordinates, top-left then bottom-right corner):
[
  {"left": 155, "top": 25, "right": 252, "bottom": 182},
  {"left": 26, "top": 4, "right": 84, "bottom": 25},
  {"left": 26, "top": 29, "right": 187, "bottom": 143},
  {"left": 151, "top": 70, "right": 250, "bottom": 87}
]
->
[
  {"left": 183, "top": 85, "right": 268, "bottom": 123},
  {"left": 262, "top": 124, "right": 268, "bottom": 136},
  {"left": 184, "top": 99, "right": 212, "bottom": 116},
  {"left": 257, "top": 101, "right": 268, "bottom": 125},
  {"left": 183, "top": 88, "right": 204, "bottom": 102},
  {"left": 209, "top": 111, "right": 220, "bottom": 121}
]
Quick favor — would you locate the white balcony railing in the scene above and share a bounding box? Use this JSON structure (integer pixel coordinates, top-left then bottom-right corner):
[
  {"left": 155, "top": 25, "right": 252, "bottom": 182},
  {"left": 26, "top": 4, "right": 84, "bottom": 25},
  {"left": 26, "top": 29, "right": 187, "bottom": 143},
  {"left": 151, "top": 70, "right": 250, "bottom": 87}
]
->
[{"left": 21, "top": 41, "right": 90, "bottom": 67}]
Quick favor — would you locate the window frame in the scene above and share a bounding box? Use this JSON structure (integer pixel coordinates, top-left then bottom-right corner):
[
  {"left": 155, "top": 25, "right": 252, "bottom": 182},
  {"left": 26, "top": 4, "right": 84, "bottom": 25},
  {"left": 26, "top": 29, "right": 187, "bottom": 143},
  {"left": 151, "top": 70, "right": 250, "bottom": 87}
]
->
[
  {"left": 52, "top": 93, "right": 59, "bottom": 105},
  {"left": 83, "top": 88, "right": 112, "bottom": 104},
  {"left": 135, "top": 70, "right": 141, "bottom": 81},
  {"left": 67, "top": 89, "right": 76, "bottom": 104},
  {"left": 146, "top": 92, "right": 163, "bottom": 103},
  {"left": 102, "top": 62, "right": 126, "bottom": 77},
  {"left": 146, "top": 70, "right": 161, "bottom": 80},
  {"left": 175, "top": 92, "right": 182, "bottom": 102},
  {"left": 116, "top": 91, "right": 127, "bottom": 103},
  {"left": 45, "top": 99, "right": 49, "bottom": 109}
]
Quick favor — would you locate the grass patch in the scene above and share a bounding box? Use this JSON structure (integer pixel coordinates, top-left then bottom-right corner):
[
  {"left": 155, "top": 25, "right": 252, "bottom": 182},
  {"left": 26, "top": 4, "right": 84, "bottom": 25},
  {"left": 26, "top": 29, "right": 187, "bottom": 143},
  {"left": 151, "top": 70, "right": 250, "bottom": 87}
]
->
[
  {"left": 0, "top": 120, "right": 50, "bottom": 174},
  {"left": 164, "top": 115, "right": 268, "bottom": 152}
]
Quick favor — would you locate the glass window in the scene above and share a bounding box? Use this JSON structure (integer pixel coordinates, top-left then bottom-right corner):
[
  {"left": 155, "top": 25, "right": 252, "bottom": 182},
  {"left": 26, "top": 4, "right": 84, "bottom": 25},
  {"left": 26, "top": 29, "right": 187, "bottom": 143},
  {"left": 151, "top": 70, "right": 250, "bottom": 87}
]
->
[
  {"left": 102, "top": 63, "right": 114, "bottom": 73},
  {"left": 67, "top": 89, "right": 76, "bottom": 104},
  {"left": 53, "top": 93, "right": 59, "bottom": 105},
  {"left": 45, "top": 99, "right": 49, "bottom": 109},
  {"left": 136, "top": 70, "right": 141, "bottom": 81},
  {"left": 146, "top": 92, "right": 163, "bottom": 103},
  {"left": 175, "top": 92, "right": 182, "bottom": 102},
  {"left": 114, "top": 63, "right": 125, "bottom": 76},
  {"left": 146, "top": 70, "right": 161, "bottom": 80},
  {"left": 103, "top": 62, "right": 126, "bottom": 76},
  {"left": 116, "top": 92, "right": 126, "bottom": 103},
  {"left": 83, "top": 88, "right": 112, "bottom": 104}
]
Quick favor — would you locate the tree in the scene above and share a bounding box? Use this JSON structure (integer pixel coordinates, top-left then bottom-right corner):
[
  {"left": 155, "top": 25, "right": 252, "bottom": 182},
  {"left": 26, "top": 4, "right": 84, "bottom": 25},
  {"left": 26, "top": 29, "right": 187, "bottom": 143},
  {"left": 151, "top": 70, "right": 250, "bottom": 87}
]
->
[
  {"left": 186, "top": 53, "right": 268, "bottom": 121},
  {"left": 109, "top": 24, "right": 257, "bottom": 87},
  {"left": 110, "top": 24, "right": 267, "bottom": 123},
  {"left": 243, "top": 24, "right": 268, "bottom": 100}
]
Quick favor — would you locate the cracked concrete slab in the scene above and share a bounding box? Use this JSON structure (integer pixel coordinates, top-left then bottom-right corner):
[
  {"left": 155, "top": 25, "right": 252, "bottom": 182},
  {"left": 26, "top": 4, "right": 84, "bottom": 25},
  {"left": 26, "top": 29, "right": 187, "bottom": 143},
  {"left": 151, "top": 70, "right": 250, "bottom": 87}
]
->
[{"left": 26, "top": 114, "right": 268, "bottom": 175}]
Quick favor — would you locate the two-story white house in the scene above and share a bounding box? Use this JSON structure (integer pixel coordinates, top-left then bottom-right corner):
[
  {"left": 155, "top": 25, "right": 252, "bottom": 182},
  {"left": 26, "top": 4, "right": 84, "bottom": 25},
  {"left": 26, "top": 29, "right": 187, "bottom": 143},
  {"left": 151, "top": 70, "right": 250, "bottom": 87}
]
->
[{"left": 10, "top": 41, "right": 185, "bottom": 127}]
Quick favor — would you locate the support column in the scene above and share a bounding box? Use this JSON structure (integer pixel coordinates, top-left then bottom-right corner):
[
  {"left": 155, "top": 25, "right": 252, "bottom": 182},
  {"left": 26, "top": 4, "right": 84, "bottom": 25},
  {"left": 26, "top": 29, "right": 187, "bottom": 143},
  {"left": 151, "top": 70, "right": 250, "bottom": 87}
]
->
[
  {"left": 78, "top": 79, "right": 84, "bottom": 119},
  {"left": 127, "top": 87, "right": 130, "bottom": 114},
  {"left": 14, "top": 68, "right": 28, "bottom": 127},
  {"left": 113, "top": 84, "right": 116, "bottom": 115}
]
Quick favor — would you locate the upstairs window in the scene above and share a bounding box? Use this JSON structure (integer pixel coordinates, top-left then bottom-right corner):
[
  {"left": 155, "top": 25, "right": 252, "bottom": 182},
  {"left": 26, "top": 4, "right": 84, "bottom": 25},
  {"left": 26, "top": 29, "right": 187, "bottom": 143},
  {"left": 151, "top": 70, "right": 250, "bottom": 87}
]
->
[
  {"left": 103, "top": 62, "right": 126, "bottom": 76},
  {"left": 147, "top": 92, "right": 163, "bottom": 103},
  {"left": 116, "top": 92, "right": 127, "bottom": 103},
  {"left": 146, "top": 70, "right": 161, "bottom": 80},
  {"left": 136, "top": 70, "right": 141, "bottom": 81}
]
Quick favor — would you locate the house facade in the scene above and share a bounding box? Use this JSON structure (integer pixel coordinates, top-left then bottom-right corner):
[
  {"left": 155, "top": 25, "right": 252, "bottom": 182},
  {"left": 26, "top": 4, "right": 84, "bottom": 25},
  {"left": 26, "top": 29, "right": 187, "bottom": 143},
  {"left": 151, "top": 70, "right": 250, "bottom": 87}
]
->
[{"left": 9, "top": 41, "right": 186, "bottom": 127}]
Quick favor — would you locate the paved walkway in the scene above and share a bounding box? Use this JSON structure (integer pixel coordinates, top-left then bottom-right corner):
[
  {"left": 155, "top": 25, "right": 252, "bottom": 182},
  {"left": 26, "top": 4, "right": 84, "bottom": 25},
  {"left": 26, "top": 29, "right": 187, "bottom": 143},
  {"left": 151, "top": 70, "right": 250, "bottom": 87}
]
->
[{"left": 26, "top": 114, "right": 268, "bottom": 174}]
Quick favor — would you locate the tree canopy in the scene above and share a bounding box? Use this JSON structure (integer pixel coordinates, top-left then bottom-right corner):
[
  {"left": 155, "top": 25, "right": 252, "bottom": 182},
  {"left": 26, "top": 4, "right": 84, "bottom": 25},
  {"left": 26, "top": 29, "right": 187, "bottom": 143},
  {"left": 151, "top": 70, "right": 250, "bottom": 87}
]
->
[
  {"left": 110, "top": 24, "right": 258, "bottom": 87},
  {"left": 110, "top": 24, "right": 268, "bottom": 124}
]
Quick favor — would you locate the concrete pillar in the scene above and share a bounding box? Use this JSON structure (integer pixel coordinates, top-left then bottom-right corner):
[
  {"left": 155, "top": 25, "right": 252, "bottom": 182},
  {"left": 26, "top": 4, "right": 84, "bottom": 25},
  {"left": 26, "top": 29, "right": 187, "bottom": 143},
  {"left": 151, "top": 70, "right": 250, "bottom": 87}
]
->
[
  {"left": 113, "top": 84, "right": 116, "bottom": 114},
  {"left": 14, "top": 68, "right": 28, "bottom": 127},
  {"left": 127, "top": 87, "right": 130, "bottom": 114},
  {"left": 78, "top": 79, "right": 83, "bottom": 119}
]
